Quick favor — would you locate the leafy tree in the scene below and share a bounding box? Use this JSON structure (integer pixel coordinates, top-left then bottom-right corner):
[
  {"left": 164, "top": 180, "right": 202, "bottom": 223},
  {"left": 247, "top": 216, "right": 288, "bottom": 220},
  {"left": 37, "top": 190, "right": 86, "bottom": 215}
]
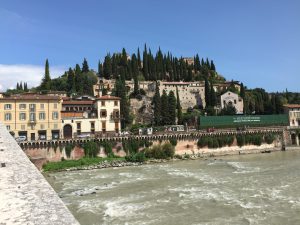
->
[{"left": 210, "top": 84, "right": 217, "bottom": 107}]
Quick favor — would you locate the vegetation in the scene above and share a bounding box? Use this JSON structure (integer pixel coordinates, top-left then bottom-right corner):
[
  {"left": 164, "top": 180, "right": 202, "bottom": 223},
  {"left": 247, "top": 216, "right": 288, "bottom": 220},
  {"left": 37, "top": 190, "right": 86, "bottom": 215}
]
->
[
  {"left": 197, "top": 135, "right": 234, "bottom": 148},
  {"left": 43, "top": 157, "right": 125, "bottom": 172},
  {"left": 144, "top": 143, "right": 175, "bottom": 159}
]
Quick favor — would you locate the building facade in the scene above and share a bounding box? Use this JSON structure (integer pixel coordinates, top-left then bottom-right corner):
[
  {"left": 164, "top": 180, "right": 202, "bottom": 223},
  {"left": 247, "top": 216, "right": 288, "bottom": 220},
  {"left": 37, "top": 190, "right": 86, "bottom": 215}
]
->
[
  {"left": 220, "top": 91, "right": 244, "bottom": 114},
  {"left": 0, "top": 94, "right": 62, "bottom": 141},
  {"left": 61, "top": 95, "right": 121, "bottom": 138},
  {"left": 158, "top": 81, "right": 206, "bottom": 110},
  {"left": 283, "top": 104, "right": 300, "bottom": 127}
]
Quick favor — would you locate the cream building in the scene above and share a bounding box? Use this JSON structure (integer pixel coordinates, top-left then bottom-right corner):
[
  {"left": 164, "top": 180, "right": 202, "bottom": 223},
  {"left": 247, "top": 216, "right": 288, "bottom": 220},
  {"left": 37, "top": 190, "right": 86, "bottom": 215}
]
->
[
  {"left": 283, "top": 104, "right": 300, "bottom": 127},
  {"left": 61, "top": 95, "right": 121, "bottom": 138},
  {"left": 0, "top": 94, "right": 62, "bottom": 141},
  {"left": 158, "top": 81, "right": 206, "bottom": 110},
  {"left": 220, "top": 91, "right": 244, "bottom": 114}
]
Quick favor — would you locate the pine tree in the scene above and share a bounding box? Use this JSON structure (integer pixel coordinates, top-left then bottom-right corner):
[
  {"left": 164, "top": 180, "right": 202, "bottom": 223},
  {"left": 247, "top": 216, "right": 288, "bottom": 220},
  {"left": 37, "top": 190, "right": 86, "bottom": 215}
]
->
[
  {"left": 161, "top": 90, "right": 169, "bottom": 125},
  {"left": 176, "top": 88, "right": 183, "bottom": 125},
  {"left": 40, "top": 59, "right": 51, "bottom": 90},
  {"left": 168, "top": 91, "right": 177, "bottom": 125},
  {"left": 153, "top": 82, "right": 161, "bottom": 125},
  {"left": 204, "top": 77, "right": 211, "bottom": 108},
  {"left": 82, "top": 58, "right": 89, "bottom": 73}
]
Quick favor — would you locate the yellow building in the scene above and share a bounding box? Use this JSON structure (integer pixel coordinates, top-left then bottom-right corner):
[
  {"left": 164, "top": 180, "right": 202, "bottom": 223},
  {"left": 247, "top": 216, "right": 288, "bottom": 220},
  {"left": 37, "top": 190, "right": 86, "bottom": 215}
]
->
[{"left": 0, "top": 94, "right": 62, "bottom": 141}]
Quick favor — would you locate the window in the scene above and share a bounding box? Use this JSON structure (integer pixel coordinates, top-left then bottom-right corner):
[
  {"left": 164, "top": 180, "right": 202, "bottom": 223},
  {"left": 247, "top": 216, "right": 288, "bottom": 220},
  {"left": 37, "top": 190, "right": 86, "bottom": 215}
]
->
[
  {"left": 52, "top": 112, "right": 59, "bottom": 120},
  {"left": 19, "top": 113, "right": 26, "bottom": 121},
  {"left": 101, "top": 101, "right": 105, "bottom": 106},
  {"left": 29, "top": 113, "right": 36, "bottom": 122},
  {"left": 90, "top": 122, "right": 95, "bottom": 134},
  {"left": 6, "top": 125, "right": 10, "bottom": 131},
  {"left": 76, "top": 122, "right": 81, "bottom": 135},
  {"left": 5, "top": 113, "right": 11, "bottom": 121},
  {"left": 40, "top": 104, "right": 44, "bottom": 109},
  {"left": 4, "top": 104, "right": 12, "bottom": 110},
  {"left": 101, "top": 110, "right": 107, "bottom": 118},
  {"left": 54, "top": 103, "right": 58, "bottom": 109},
  {"left": 114, "top": 101, "right": 118, "bottom": 106},
  {"left": 39, "top": 112, "right": 46, "bottom": 120},
  {"left": 19, "top": 104, "right": 26, "bottom": 110},
  {"left": 102, "top": 121, "right": 106, "bottom": 132},
  {"left": 29, "top": 104, "right": 36, "bottom": 112}
]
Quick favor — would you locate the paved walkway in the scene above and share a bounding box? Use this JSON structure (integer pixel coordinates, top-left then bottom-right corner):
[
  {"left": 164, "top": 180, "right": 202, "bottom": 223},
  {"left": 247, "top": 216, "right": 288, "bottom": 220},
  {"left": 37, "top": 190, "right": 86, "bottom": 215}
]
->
[{"left": 0, "top": 123, "right": 79, "bottom": 225}]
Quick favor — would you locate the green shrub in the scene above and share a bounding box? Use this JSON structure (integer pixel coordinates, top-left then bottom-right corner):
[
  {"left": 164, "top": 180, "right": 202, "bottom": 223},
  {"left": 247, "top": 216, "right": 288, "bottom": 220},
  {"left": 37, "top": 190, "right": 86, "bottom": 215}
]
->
[
  {"left": 125, "top": 152, "right": 146, "bottom": 162},
  {"left": 169, "top": 138, "right": 178, "bottom": 146},
  {"left": 65, "top": 144, "right": 73, "bottom": 158},
  {"left": 83, "top": 141, "right": 99, "bottom": 158},
  {"left": 236, "top": 135, "right": 245, "bottom": 147},
  {"left": 162, "top": 143, "right": 175, "bottom": 158},
  {"left": 264, "top": 133, "right": 275, "bottom": 144}
]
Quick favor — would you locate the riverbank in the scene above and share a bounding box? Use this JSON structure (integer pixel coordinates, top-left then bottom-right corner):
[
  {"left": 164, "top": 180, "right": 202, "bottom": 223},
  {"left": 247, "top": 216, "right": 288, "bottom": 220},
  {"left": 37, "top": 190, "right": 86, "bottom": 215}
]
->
[{"left": 42, "top": 145, "right": 292, "bottom": 173}]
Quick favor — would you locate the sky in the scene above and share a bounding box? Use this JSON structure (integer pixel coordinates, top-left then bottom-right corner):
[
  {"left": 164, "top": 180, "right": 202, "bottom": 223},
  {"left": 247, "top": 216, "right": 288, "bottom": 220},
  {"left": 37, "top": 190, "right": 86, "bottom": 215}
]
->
[{"left": 0, "top": 0, "right": 299, "bottom": 92}]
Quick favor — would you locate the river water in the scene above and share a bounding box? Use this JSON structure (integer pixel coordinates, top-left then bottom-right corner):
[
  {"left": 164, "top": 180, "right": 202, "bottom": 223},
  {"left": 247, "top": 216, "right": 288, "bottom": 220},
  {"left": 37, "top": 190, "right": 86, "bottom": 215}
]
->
[{"left": 46, "top": 151, "right": 300, "bottom": 225}]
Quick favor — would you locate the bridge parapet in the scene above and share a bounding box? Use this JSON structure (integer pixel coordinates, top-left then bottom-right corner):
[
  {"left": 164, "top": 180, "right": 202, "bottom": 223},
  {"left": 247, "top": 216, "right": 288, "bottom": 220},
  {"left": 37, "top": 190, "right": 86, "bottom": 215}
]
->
[{"left": 0, "top": 123, "right": 79, "bottom": 225}]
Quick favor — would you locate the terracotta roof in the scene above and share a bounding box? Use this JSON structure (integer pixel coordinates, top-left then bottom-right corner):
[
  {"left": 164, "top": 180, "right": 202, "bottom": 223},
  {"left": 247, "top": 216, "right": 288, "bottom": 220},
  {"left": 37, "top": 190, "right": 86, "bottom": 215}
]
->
[
  {"left": 63, "top": 100, "right": 94, "bottom": 105},
  {"left": 283, "top": 104, "right": 300, "bottom": 108},
  {"left": 0, "top": 94, "right": 61, "bottom": 101},
  {"left": 96, "top": 95, "right": 120, "bottom": 100}
]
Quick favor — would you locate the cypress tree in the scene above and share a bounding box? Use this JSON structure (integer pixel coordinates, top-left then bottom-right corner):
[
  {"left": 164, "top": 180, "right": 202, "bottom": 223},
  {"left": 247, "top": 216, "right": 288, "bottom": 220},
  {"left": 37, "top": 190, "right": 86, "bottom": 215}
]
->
[
  {"left": 161, "top": 90, "right": 168, "bottom": 125},
  {"left": 186, "top": 67, "right": 193, "bottom": 81},
  {"left": 16, "top": 82, "right": 19, "bottom": 90},
  {"left": 153, "top": 82, "right": 161, "bottom": 125},
  {"left": 205, "top": 77, "right": 211, "bottom": 108},
  {"left": 168, "top": 91, "right": 177, "bottom": 125},
  {"left": 24, "top": 82, "right": 28, "bottom": 92},
  {"left": 19, "top": 82, "right": 23, "bottom": 91},
  {"left": 40, "top": 59, "right": 51, "bottom": 90},
  {"left": 67, "top": 67, "right": 76, "bottom": 93},
  {"left": 98, "top": 60, "right": 102, "bottom": 77},
  {"left": 210, "top": 84, "right": 217, "bottom": 107},
  {"left": 103, "top": 54, "right": 112, "bottom": 79},
  {"left": 176, "top": 88, "right": 183, "bottom": 125},
  {"left": 210, "top": 60, "right": 216, "bottom": 71},
  {"left": 82, "top": 58, "right": 89, "bottom": 73},
  {"left": 240, "top": 82, "right": 245, "bottom": 99},
  {"left": 137, "top": 47, "right": 141, "bottom": 69},
  {"left": 143, "top": 44, "right": 148, "bottom": 80}
]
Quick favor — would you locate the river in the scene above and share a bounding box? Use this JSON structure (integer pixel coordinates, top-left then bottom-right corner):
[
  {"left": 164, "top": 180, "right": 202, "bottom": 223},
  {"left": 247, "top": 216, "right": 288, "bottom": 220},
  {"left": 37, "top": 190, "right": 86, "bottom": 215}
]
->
[{"left": 46, "top": 150, "right": 300, "bottom": 225}]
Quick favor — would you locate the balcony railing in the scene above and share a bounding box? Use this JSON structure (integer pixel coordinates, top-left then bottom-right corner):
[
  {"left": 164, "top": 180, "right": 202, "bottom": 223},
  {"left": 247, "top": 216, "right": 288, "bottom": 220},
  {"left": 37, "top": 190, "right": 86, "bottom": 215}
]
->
[{"left": 110, "top": 114, "right": 121, "bottom": 120}]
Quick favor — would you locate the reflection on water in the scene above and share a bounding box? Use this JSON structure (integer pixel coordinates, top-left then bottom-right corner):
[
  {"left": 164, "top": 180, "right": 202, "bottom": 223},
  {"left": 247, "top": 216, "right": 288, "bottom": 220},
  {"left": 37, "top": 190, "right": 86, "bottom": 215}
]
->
[{"left": 46, "top": 151, "right": 300, "bottom": 225}]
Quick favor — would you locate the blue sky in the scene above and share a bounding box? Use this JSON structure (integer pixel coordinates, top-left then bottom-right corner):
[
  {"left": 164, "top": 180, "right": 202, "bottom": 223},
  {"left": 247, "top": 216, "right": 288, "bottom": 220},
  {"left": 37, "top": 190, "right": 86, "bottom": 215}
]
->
[{"left": 0, "top": 0, "right": 299, "bottom": 92}]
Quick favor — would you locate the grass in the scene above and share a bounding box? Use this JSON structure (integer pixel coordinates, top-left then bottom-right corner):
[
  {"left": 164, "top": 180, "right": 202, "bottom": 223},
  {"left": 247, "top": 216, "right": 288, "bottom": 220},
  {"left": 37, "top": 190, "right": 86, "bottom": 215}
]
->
[{"left": 42, "top": 157, "right": 125, "bottom": 172}]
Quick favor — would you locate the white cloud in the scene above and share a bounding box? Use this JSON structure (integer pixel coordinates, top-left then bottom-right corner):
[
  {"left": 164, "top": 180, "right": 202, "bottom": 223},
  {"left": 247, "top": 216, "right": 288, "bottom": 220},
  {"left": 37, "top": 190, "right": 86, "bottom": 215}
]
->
[{"left": 0, "top": 64, "right": 66, "bottom": 91}]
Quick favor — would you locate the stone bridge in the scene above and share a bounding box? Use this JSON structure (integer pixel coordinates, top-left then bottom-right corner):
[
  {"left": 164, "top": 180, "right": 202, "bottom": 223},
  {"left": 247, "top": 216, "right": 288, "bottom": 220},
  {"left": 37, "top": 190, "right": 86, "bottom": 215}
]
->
[{"left": 0, "top": 123, "right": 79, "bottom": 225}]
